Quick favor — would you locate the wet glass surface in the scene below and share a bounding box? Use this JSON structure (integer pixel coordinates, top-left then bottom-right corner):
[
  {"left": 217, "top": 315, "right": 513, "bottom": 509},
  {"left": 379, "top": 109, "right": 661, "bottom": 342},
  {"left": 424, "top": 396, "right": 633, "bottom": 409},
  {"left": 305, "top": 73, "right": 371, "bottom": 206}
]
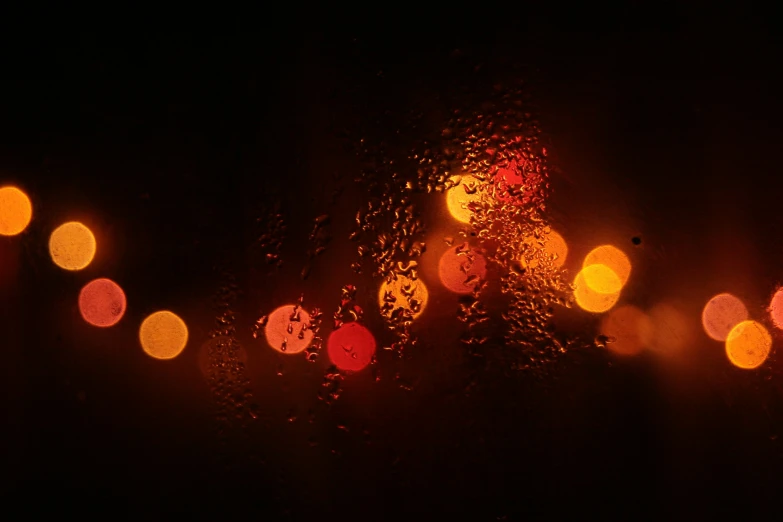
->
[{"left": 3, "top": 9, "right": 783, "bottom": 520}]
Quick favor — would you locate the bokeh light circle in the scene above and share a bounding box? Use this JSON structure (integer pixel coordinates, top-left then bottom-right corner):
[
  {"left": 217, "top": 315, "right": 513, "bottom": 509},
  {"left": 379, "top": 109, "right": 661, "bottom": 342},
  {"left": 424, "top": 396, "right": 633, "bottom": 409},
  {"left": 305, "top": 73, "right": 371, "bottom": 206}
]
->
[
  {"left": 522, "top": 229, "right": 568, "bottom": 269},
  {"left": 79, "top": 278, "right": 127, "bottom": 327},
  {"left": 0, "top": 186, "right": 33, "bottom": 236},
  {"left": 445, "top": 175, "right": 482, "bottom": 224},
  {"left": 573, "top": 265, "right": 620, "bottom": 313},
  {"left": 438, "top": 244, "right": 487, "bottom": 294},
  {"left": 264, "top": 305, "right": 314, "bottom": 354},
  {"left": 378, "top": 274, "right": 429, "bottom": 319},
  {"left": 583, "top": 245, "right": 631, "bottom": 287},
  {"left": 768, "top": 288, "right": 783, "bottom": 331},
  {"left": 600, "top": 305, "right": 652, "bottom": 356},
  {"left": 49, "top": 221, "right": 96, "bottom": 271},
  {"left": 327, "top": 322, "right": 376, "bottom": 372},
  {"left": 726, "top": 320, "right": 771, "bottom": 370},
  {"left": 581, "top": 264, "right": 622, "bottom": 294},
  {"left": 702, "top": 293, "right": 748, "bottom": 341},
  {"left": 139, "top": 311, "right": 189, "bottom": 360},
  {"left": 647, "top": 303, "right": 693, "bottom": 356}
]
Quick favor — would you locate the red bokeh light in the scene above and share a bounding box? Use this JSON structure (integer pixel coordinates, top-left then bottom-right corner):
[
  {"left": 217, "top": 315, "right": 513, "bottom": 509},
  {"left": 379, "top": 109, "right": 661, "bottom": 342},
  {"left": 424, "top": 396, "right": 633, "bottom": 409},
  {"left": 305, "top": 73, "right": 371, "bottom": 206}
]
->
[
  {"left": 78, "top": 278, "right": 127, "bottom": 327},
  {"left": 327, "top": 322, "right": 376, "bottom": 372}
]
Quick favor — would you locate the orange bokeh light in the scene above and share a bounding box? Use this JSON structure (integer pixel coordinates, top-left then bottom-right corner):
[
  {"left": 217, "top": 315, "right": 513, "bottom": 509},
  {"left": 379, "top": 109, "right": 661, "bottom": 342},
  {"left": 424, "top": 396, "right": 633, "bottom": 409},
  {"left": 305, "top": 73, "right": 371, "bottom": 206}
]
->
[
  {"left": 583, "top": 245, "right": 631, "bottom": 287},
  {"left": 701, "top": 293, "right": 748, "bottom": 341},
  {"left": 0, "top": 186, "right": 33, "bottom": 236},
  {"left": 139, "top": 311, "right": 189, "bottom": 360},
  {"left": 327, "top": 322, "right": 376, "bottom": 372},
  {"left": 521, "top": 229, "right": 568, "bottom": 269},
  {"left": 445, "top": 174, "right": 482, "bottom": 224},
  {"left": 438, "top": 244, "right": 487, "bottom": 294},
  {"left": 600, "top": 305, "right": 652, "bottom": 356},
  {"left": 264, "top": 304, "right": 314, "bottom": 354},
  {"left": 492, "top": 160, "right": 525, "bottom": 204},
  {"left": 726, "top": 320, "right": 771, "bottom": 370},
  {"left": 49, "top": 221, "right": 96, "bottom": 271},
  {"left": 573, "top": 264, "right": 620, "bottom": 313},
  {"left": 79, "top": 278, "right": 127, "bottom": 327},
  {"left": 768, "top": 288, "right": 783, "bottom": 331},
  {"left": 378, "top": 274, "right": 429, "bottom": 319}
]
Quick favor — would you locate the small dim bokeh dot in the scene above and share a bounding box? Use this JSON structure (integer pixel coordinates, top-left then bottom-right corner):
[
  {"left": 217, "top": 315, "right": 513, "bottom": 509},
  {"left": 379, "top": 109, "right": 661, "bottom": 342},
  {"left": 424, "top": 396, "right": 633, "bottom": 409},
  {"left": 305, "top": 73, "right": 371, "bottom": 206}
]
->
[
  {"left": 79, "top": 278, "right": 127, "bottom": 327},
  {"left": 49, "top": 221, "right": 96, "bottom": 271},
  {"left": 327, "top": 322, "right": 376, "bottom": 372},
  {"left": 139, "top": 311, "right": 189, "bottom": 360},
  {"left": 0, "top": 186, "right": 33, "bottom": 236}
]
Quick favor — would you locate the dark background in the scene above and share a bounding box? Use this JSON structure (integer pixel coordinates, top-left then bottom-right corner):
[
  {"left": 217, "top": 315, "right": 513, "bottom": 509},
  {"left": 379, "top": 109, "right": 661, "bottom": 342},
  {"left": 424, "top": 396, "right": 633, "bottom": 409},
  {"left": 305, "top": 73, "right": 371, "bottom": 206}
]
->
[{"left": 2, "top": 6, "right": 783, "bottom": 520}]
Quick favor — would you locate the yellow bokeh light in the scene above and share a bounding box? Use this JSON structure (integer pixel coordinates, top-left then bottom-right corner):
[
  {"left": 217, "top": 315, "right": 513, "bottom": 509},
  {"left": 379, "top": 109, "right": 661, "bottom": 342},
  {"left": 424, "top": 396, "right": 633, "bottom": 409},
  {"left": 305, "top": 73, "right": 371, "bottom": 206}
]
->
[
  {"left": 139, "top": 311, "right": 189, "bottom": 360},
  {"left": 445, "top": 174, "right": 482, "bottom": 224},
  {"left": 378, "top": 274, "right": 429, "bottom": 319},
  {"left": 581, "top": 263, "right": 622, "bottom": 294},
  {"left": 583, "top": 245, "right": 631, "bottom": 287},
  {"left": 49, "top": 221, "right": 96, "bottom": 271},
  {"left": 600, "top": 305, "right": 652, "bottom": 356},
  {"left": 726, "top": 320, "right": 771, "bottom": 370},
  {"left": 573, "top": 264, "right": 620, "bottom": 313},
  {"left": 701, "top": 293, "right": 748, "bottom": 342},
  {"left": 0, "top": 186, "right": 33, "bottom": 236},
  {"left": 521, "top": 229, "right": 568, "bottom": 268}
]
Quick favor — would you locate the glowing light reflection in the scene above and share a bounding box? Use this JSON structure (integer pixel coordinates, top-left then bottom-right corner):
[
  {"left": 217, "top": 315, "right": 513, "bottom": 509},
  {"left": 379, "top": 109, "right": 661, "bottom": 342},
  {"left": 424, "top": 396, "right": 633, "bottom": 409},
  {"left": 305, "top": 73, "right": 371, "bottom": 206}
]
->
[
  {"left": 600, "top": 305, "right": 652, "bottom": 356},
  {"left": 438, "top": 244, "right": 487, "bottom": 294},
  {"left": 0, "top": 186, "right": 32, "bottom": 236},
  {"left": 139, "top": 311, "right": 189, "bottom": 360},
  {"left": 378, "top": 274, "right": 429, "bottom": 319},
  {"left": 445, "top": 175, "right": 482, "bottom": 224},
  {"left": 79, "top": 278, "right": 126, "bottom": 327},
  {"left": 49, "top": 221, "right": 96, "bottom": 271},
  {"left": 327, "top": 322, "right": 376, "bottom": 372},
  {"left": 701, "top": 293, "right": 748, "bottom": 341},
  {"left": 583, "top": 245, "right": 631, "bottom": 287},
  {"left": 264, "top": 304, "right": 314, "bottom": 354},
  {"left": 726, "top": 320, "right": 771, "bottom": 370},
  {"left": 573, "top": 264, "right": 620, "bottom": 313}
]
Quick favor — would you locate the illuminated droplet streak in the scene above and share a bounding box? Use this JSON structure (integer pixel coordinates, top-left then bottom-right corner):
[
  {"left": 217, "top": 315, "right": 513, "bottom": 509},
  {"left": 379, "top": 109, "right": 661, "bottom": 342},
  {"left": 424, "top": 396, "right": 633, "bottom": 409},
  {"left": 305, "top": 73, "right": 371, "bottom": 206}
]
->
[
  {"left": 49, "top": 221, "right": 96, "bottom": 271},
  {"left": 726, "top": 320, "right": 771, "bottom": 370},
  {"left": 327, "top": 322, "right": 376, "bottom": 372},
  {"left": 702, "top": 293, "right": 748, "bottom": 341},
  {"left": 0, "top": 186, "right": 32, "bottom": 236},
  {"left": 264, "top": 304, "right": 313, "bottom": 354},
  {"left": 79, "top": 278, "right": 127, "bottom": 327},
  {"left": 139, "top": 311, "right": 189, "bottom": 360},
  {"left": 378, "top": 274, "right": 429, "bottom": 319},
  {"left": 438, "top": 244, "right": 487, "bottom": 294}
]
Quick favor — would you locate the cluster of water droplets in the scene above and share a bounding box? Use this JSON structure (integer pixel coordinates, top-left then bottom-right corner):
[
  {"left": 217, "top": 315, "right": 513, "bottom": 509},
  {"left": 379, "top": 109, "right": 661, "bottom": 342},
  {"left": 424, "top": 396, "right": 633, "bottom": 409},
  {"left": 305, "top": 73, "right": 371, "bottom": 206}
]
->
[
  {"left": 205, "top": 270, "right": 258, "bottom": 438},
  {"left": 418, "top": 83, "right": 576, "bottom": 368},
  {"left": 301, "top": 213, "right": 331, "bottom": 281},
  {"left": 251, "top": 202, "right": 286, "bottom": 274}
]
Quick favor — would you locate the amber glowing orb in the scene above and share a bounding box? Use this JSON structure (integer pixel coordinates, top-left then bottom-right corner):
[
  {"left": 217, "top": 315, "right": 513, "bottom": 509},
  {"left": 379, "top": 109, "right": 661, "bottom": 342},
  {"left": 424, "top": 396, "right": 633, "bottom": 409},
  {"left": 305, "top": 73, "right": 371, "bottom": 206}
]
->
[
  {"left": 327, "top": 322, "right": 376, "bottom": 372},
  {"left": 583, "top": 245, "right": 631, "bottom": 287},
  {"left": 726, "top": 320, "right": 771, "bottom": 370},
  {"left": 702, "top": 293, "right": 748, "bottom": 341},
  {"left": 493, "top": 162, "right": 525, "bottom": 204},
  {"left": 378, "top": 274, "right": 429, "bottom": 319},
  {"left": 445, "top": 175, "right": 482, "bottom": 224},
  {"left": 49, "top": 221, "right": 96, "bottom": 271},
  {"left": 573, "top": 264, "right": 620, "bottom": 314},
  {"left": 522, "top": 229, "right": 568, "bottom": 269},
  {"left": 0, "top": 186, "right": 33, "bottom": 236},
  {"left": 79, "top": 278, "right": 127, "bottom": 327},
  {"left": 264, "top": 304, "right": 314, "bottom": 354},
  {"left": 139, "top": 311, "right": 189, "bottom": 360},
  {"left": 438, "top": 244, "right": 487, "bottom": 294}
]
